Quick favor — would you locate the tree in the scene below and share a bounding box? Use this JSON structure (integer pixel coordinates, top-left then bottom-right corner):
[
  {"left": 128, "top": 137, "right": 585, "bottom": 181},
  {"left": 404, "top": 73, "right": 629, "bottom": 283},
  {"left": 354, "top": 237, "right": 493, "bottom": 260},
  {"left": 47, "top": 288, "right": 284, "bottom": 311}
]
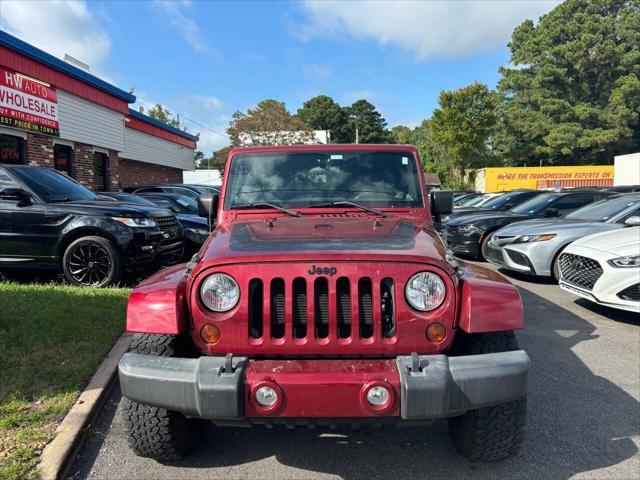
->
[
  {"left": 390, "top": 125, "right": 414, "bottom": 144},
  {"left": 497, "top": 0, "right": 640, "bottom": 165},
  {"left": 146, "top": 103, "right": 181, "bottom": 128},
  {"left": 227, "top": 99, "right": 315, "bottom": 146},
  {"left": 296, "top": 95, "right": 351, "bottom": 143},
  {"left": 430, "top": 82, "right": 499, "bottom": 185},
  {"left": 346, "top": 99, "right": 392, "bottom": 143}
]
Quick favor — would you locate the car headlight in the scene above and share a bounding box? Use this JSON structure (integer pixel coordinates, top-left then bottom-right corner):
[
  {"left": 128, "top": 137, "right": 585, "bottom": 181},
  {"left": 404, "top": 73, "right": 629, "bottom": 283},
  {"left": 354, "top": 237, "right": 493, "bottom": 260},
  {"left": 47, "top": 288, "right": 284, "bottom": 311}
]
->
[
  {"left": 405, "top": 272, "right": 446, "bottom": 311},
  {"left": 200, "top": 273, "right": 240, "bottom": 312},
  {"left": 187, "top": 227, "right": 210, "bottom": 236},
  {"left": 457, "top": 224, "right": 485, "bottom": 235},
  {"left": 513, "top": 234, "right": 556, "bottom": 244},
  {"left": 441, "top": 215, "right": 450, "bottom": 223},
  {"left": 111, "top": 217, "right": 157, "bottom": 227},
  {"left": 608, "top": 255, "right": 640, "bottom": 268}
]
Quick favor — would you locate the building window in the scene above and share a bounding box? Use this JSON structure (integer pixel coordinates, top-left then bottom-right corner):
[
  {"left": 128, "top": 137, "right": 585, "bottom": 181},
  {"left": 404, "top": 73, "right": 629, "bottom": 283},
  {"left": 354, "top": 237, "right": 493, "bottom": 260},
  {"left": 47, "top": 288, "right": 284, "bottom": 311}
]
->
[
  {"left": 93, "top": 152, "right": 109, "bottom": 191},
  {"left": 0, "top": 134, "right": 25, "bottom": 164},
  {"left": 54, "top": 144, "right": 73, "bottom": 175}
]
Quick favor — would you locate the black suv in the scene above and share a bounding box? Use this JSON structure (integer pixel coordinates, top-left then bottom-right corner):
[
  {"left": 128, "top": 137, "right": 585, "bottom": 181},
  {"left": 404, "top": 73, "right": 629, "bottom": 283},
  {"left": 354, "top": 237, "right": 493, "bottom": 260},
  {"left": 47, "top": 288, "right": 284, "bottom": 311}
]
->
[
  {"left": 124, "top": 183, "right": 220, "bottom": 200},
  {"left": 445, "top": 190, "right": 613, "bottom": 260},
  {"left": 0, "top": 165, "right": 184, "bottom": 286}
]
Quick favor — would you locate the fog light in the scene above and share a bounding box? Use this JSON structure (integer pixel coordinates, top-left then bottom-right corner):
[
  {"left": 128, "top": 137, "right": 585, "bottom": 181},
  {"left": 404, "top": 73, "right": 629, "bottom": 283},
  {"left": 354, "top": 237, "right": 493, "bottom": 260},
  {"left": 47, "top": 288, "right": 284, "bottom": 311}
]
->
[
  {"left": 426, "top": 323, "right": 446, "bottom": 343},
  {"left": 366, "top": 386, "right": 390, "bottom": 406},
  {"left": 255, "top": 386, "right": 278, "bottom": 407},
  {"left": 140, "top": 245, "right": 154, "bottom": 252},
  {"left": 200, "top": 324, "right": 220, "bottom": 344}
]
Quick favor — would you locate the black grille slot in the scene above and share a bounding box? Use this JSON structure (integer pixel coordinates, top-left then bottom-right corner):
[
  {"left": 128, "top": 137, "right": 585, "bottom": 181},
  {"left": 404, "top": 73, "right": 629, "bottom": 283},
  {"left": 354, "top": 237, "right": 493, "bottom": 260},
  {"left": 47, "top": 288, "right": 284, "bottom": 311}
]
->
[
  {"left": 336, "top": 277, "right": 351, "bottom": 338},
  {"left": 381, "top": 278, "right": 395, "bottom": 338},
  {"left": 248, "top": 279, "right": 263, "bottom": 338},
  {"left": 314, "top": 278, "right": 329, "bottom": 338},
  {"left": 559, "top": 254, "right": 603, "bottom": 290},
  {"left": 358, "top": 278, "right": 373, "bottom": 338},
  {"left": 292, "top": 278, "right": 307, "bottom": 338},
  {"left": 618, "top": 283, "right": 640, "bottom": 302},
  {"left": 270, "top": 279, "right": 285, "bottom": 339},
  {"left": 156, "top": 215, "right": 179, "bottom": 231}
]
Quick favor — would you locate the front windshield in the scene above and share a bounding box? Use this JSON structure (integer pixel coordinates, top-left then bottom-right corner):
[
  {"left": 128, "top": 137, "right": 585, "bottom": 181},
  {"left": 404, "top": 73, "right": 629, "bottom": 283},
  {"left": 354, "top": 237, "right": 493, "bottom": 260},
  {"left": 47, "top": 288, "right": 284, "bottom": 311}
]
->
[
  {"left": 510, "top": 193, "right": 559, "bottom": 214},
  {"left": 224, "top": 151, "right": 423, "bottom": 209},
  {"left": 461, "top": 194, "right": 492, "bottom": 207},
  {"left": 174, "top": 195, "right": 198, "bottom": 214},
  {"left": 566, "top": 194, "right": 640, "bottom": 222},
  {"left": 10, "top": 167, "right": 98, "bottom": 202},
  {"left": 480, "top": 191, "right": 523, "bottom": 210}
]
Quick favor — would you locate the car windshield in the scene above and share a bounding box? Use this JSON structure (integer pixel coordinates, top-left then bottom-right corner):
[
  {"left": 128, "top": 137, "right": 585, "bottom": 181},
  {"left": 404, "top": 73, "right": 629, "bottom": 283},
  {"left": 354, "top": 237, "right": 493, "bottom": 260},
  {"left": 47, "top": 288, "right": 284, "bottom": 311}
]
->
[
  {"left": 174, "top": 195, "right": 198, "bottom": 214},
  {"left": 115, "top": 194, "right": 155, "bottom": 206},
  {"left": 10, "top": 167, "right": 98, "bottom": 202},
  {"left": 224, "top": 151, "right": 424, "bottom": 209},
  {"left": 480, "top": 191, "right": 525, "bottom": 210},
  {"left": 566, "top": 194, "right": 640, "bottom": 222},
  {"left": 461, "top": 194, "right": 495, "bottom": 207},
  {"left": 509, "top": 193, "right": 560, "bottom": 214}
]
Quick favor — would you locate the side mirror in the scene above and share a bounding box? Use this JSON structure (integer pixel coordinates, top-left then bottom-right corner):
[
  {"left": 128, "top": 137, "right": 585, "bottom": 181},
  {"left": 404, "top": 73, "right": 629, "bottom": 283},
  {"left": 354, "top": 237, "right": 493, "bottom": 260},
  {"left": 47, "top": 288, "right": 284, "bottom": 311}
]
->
[
  {"left": 0, "top": 187, "right": 30, "bottom": 206},
  {"left": 430, "top": 190, "right": 454, "bottom": 216},
  {"left": 501, "top": 203, "right": 514, "bottom": 211},
  {"left": 544, "top": 208, "right": 559, "bottom": 217},
  {"left": 198, "top": 193, "right": 219, "bottom": 226},
  {"left": 624, "top": 215, "right": 640, "bottom": 226}
]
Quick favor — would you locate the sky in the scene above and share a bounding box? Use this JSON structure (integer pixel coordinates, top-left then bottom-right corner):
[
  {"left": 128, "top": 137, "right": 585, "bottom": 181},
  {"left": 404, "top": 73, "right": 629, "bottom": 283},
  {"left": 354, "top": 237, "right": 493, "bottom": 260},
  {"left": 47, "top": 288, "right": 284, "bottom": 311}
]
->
[{"left": 0, "top": 0, "right": 559, "bottom": 154}]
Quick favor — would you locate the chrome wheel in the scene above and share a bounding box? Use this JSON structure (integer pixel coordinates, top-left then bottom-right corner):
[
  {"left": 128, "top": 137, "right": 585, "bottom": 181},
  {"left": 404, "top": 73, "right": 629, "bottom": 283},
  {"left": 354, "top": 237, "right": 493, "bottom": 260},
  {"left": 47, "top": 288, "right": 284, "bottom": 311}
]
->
[{"left": 66, "top": 243, "right": 113, "bottom": 286}]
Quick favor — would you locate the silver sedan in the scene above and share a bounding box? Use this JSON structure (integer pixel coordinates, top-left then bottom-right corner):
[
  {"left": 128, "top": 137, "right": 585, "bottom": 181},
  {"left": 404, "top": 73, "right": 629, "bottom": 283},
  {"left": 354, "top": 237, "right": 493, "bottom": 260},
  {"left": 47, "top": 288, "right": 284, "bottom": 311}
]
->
[{"left": 484, "top": 194, "right": 640, "bottom": 280}]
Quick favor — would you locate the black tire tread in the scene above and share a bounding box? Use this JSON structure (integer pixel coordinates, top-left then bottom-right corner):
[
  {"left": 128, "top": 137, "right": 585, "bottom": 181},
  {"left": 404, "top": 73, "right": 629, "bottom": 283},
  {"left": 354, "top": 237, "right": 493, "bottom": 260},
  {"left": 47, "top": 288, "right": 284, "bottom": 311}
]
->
[
  {"left": 448, "top": 330, "right": 526, "bottom": 462},
  {"left": 122, "top": 333, "right": 197, "bottom": 460}
]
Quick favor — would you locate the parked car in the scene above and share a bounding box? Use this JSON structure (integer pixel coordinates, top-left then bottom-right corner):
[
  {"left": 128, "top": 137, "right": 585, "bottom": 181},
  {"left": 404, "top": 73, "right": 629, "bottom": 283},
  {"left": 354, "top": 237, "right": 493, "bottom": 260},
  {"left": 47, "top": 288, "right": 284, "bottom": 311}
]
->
[
  {"left": 0, "top": 165, "right": 184, "bottom": 286},
  {"left": 455, "top": 192, "right": 503, "bottom": 208},
  {"left": 559, "top": 226, "right": 640, "bottom": 313},
  {"left": 453, "top": 192, "right": 483, "bottom": 207},
  {"left": 445, "top": 190, "right": 613, "bottom": 260},
  {"left": 100, "top": 192, "right": 210, "bottom": 255},
  {"left": 442, "top": 190, "right": 542, "bottom": 229},
  {"left": 484, "top": 193, "right": 640, "bottom": 279},
  {"left": 124, "top": 183, "right": 220, "bottom": 200},
  {"left": 118, "top": 144, "right": 529, "bottom": 464}
]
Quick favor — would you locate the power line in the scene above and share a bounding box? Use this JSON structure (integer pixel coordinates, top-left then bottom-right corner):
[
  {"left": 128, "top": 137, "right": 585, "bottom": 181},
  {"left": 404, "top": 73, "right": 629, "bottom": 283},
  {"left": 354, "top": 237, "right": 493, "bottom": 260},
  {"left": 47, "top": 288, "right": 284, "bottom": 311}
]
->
[{"left": 180, "top": 115, "right": 229, "bottom": 139}]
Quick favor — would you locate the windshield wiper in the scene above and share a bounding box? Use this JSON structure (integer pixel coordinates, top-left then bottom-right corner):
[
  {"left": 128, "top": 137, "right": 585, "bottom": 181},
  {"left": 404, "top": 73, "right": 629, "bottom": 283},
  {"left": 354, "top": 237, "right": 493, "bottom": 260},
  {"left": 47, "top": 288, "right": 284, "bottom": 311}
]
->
[
  {"left": 308, "top": 201, "right": 388, "bottom": 217},
  {"left": 232, "top": 202, "right": 302, "bottom": 217}
]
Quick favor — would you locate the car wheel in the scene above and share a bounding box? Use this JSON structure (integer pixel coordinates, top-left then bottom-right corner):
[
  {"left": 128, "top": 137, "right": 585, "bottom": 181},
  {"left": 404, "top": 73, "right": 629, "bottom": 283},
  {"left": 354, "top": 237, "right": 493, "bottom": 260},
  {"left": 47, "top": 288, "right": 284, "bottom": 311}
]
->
[
  {"left": 551, "top": 247, "right": 567, "bottom": 283},
  {"left": 62, "top": 236, "right": 121, "bottom": 287},
  {"left": 479, "top": 231, "right": 496, "bottom": 261},
  {"left": 448, "top": 331, "right": 526, "bottom": 462}
]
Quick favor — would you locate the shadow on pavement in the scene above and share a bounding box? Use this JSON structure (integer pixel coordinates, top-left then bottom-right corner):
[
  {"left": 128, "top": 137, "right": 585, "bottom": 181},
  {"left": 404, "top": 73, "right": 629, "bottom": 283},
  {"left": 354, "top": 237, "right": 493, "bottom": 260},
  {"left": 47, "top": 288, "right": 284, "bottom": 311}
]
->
[{"left": 70, "top": 287, "right": 639, "bottom": 480}]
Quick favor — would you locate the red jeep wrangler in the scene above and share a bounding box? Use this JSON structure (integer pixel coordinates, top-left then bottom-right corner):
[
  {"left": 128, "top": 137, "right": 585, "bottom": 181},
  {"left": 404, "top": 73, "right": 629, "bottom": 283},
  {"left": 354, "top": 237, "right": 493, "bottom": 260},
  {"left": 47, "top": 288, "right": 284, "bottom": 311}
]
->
[{"left": 119, "top": 145, "right": 529, "bottom": 462}]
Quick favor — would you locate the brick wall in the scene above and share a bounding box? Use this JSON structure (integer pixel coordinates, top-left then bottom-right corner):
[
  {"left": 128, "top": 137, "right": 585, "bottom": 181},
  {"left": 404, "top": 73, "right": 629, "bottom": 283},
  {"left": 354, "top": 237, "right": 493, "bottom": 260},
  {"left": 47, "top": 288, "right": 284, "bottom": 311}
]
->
[
  {"left": 119, "top": 158, "right": 183, "bottom": 188},
  {"left": 24, "top": 132, "right": 120, "bottom": 191}
]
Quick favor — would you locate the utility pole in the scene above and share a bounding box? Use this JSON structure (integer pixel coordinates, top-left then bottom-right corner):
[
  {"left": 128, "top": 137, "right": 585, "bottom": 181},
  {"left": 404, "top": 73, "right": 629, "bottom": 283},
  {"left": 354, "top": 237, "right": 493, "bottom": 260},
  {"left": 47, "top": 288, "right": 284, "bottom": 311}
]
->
[{"left": 355, "top": 127, "right": 359, "bottom": 144}]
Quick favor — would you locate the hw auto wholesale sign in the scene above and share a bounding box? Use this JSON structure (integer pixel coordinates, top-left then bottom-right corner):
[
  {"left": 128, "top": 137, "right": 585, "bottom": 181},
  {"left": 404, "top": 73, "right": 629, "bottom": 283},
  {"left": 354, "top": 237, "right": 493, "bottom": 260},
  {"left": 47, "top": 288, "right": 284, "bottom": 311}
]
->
[{"left": 0, "top": 66, "right": 59, "bottom": 136}]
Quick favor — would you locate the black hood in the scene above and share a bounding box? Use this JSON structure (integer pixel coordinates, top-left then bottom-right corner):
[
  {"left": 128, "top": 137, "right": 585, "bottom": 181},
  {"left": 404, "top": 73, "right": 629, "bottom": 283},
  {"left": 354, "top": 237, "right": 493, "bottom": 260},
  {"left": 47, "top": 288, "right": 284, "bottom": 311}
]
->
[{"left": 44, "top": 199, "right": 174, "bottom": 218}]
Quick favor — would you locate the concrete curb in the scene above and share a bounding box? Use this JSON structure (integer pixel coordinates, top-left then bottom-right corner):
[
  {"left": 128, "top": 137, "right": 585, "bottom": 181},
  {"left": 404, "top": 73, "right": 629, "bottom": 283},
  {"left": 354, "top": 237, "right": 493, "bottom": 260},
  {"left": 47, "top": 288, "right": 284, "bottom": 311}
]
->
[{"left": 38, "top": 332, "right": 132, "bottom": 480}]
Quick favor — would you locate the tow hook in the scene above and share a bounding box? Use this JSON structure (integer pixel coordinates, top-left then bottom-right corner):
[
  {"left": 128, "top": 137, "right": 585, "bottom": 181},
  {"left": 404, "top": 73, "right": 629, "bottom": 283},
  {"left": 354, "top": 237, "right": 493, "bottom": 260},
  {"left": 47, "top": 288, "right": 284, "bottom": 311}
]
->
[{"left": 222, "top": 353, "right": 235, "bottom": 375}]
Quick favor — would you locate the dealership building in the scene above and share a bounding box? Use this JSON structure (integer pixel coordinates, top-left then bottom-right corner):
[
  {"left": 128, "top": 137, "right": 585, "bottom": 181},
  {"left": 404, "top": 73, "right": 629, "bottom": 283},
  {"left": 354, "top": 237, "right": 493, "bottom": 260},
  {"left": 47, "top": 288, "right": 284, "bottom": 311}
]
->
[{"left": 0, "top": 31, "right": 197, "bottom": 191}]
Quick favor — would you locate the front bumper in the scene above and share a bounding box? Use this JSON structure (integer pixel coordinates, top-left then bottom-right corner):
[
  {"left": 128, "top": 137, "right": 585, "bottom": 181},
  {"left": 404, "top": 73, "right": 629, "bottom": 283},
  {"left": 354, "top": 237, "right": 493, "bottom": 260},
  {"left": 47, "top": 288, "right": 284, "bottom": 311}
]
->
[
  {"left": 445, "top": 230, "right": 482, "bottom": 258},
  {"left": 119, "top": 351, "right": 529, "bottom": 420}
]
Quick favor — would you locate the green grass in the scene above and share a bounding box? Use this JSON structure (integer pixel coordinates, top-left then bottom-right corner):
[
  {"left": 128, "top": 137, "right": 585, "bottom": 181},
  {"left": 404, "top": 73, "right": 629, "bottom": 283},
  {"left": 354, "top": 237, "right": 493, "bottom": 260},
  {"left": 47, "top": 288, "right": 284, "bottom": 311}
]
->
[{"left": 0, "top": 282, "right": 129, "bottom": 480}]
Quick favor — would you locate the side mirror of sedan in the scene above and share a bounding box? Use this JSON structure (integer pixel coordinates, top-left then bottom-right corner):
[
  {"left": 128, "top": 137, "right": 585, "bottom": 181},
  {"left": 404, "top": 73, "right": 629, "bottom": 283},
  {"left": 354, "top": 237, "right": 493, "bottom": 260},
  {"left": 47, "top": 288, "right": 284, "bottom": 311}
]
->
[
  {"left": 544, "top": 208, "right": 560, "bottom": 217},
  {"left": 624, "top": 215, "right": 640, "bottom": 226},
  {"left": 0, "top": 187, "right": 31, "bottom": 206},
  {"left": 501, "top": 203, "right": 515, "bottom": 211}
]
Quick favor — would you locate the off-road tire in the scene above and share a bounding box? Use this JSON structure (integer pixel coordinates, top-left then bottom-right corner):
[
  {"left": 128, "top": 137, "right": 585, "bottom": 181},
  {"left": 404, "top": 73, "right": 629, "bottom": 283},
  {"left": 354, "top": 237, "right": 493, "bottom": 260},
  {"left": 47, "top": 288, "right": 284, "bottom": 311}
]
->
[
  {"left": 62, "top": 235, "right": 122, "bottom": 287},
  {"left": 122, "top": 334, "right": 199, "bottom": 460},
  {"left": 448, "top": 331, "right": 526, "bottom": 462}
]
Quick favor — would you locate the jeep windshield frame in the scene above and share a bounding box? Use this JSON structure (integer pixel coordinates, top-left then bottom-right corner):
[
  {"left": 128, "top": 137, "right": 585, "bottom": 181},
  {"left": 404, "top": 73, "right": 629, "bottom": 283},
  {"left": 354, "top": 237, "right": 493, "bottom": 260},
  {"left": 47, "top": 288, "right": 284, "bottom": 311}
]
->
[{"left": 223, "top": 150, "right": 424, "bottom": 211}]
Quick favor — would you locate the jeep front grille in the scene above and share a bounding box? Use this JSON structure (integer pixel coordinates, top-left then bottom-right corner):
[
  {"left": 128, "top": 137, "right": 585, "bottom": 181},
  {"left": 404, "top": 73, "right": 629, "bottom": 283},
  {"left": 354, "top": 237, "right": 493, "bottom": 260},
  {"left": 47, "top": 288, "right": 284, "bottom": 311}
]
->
[
  {"left": 559, "top": 253, "right": 603, "bottom": 291},
  {"left": 248, "top": 276, "right": 395, "bottom": 342}
]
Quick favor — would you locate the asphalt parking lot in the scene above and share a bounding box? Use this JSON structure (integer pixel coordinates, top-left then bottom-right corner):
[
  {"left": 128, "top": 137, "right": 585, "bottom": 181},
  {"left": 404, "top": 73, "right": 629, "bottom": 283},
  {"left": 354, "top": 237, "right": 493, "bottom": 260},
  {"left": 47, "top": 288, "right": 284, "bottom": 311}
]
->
[{"left": 68, "top": 264, "right": 639, "bottom": 480}]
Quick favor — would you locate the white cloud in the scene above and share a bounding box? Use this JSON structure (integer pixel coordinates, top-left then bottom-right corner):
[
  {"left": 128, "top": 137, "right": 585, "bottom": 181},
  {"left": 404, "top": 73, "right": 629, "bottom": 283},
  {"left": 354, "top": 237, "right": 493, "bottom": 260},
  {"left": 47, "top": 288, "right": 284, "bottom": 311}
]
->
[
  {"left": 154, "top": 0, "right": 210, "bottom": 53},
  {"left": 0, "top": 0, "right": 111, "bottom": 73},
  {"left": 298, "top": 0, "right": 559, "bottom": 61}
]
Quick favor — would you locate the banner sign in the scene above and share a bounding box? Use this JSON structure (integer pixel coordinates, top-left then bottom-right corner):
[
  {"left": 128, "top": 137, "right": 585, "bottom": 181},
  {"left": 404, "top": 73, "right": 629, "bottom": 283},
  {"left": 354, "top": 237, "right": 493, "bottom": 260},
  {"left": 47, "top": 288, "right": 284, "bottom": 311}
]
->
[{"left": 0, "top": 66, "right": 59, "bottom": 136}]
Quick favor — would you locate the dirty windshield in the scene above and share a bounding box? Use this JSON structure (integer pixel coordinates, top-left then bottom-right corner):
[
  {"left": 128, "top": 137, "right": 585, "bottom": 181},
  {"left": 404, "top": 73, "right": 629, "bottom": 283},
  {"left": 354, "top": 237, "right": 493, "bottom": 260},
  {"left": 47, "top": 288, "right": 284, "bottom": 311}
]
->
[{"left": 224, "top": 150, "right": 424, "bottom": 209}]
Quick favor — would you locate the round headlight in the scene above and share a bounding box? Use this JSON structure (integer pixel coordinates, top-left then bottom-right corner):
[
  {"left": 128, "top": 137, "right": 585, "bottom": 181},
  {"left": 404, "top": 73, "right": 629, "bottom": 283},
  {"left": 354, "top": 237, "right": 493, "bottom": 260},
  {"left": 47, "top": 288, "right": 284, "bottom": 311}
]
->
[
  {"left": 405, "top": 272, "right": 446, "bottom": 311},
  {"left": 200, "top": 273, "right": 240, "bottom": 312}
]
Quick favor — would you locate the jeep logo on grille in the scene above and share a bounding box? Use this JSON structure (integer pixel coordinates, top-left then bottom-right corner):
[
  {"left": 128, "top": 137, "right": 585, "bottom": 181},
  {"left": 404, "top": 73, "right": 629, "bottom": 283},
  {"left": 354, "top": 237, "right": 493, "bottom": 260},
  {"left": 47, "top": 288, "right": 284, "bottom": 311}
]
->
[{"left": 308, "top": 265, "right": 337, "bottom": 276}]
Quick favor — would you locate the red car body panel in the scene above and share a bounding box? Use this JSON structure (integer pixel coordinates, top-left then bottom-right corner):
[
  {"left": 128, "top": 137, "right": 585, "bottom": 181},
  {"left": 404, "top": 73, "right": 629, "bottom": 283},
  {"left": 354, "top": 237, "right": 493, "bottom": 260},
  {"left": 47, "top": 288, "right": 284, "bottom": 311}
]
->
[
  {"left": 244, "top": 359, "right": 400, "bottom": 417},
  {"left": 126, "top": 263, "right": 188, "bottom": 334}
]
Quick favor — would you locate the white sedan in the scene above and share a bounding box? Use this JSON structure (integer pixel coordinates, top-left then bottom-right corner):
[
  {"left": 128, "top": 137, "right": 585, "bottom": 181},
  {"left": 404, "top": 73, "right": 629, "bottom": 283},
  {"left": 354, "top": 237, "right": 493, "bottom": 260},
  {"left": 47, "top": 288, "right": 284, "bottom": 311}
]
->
[{"left": 559, "top": 225, "right": 640, "bottom": 313}]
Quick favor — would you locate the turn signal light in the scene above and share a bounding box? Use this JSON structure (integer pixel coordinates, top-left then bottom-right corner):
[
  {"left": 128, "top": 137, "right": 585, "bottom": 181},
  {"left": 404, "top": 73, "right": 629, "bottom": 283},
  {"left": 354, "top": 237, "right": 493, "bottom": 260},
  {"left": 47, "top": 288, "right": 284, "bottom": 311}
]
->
[
  {"left": 426, "top": 323, "right": 446, "bottom": 343},
  {"left": 201, "top": 324, "right": 221, "bottom": 344}
]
